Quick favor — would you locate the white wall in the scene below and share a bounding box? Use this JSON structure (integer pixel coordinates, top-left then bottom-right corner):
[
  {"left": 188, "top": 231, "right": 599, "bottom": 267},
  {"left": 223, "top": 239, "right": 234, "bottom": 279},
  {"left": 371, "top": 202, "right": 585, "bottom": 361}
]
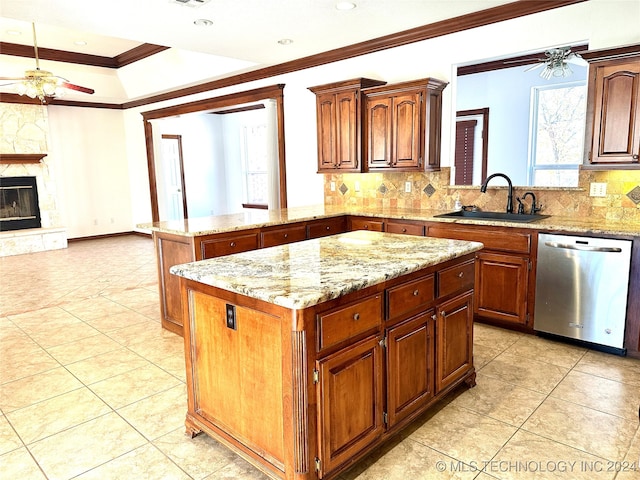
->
[{"left": 37, "top": 0, "right": 640, "bottom": 234}]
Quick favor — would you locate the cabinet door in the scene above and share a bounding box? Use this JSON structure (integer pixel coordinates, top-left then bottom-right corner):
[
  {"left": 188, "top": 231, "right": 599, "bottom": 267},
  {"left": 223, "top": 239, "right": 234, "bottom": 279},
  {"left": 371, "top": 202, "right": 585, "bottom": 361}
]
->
[
  {"left": 386, "top": 311, "right": 435, "bottom": 427},
  {"left": 366, "top": 96, "right": 393, "bottom": 168},
  {"left": 335, "top": 90, "right": 359, "bottom": 170},
  {"left": 316, "top": 335, "right": 384, "bottom": 476},
  {"left": 261, "top": 224, "right": 307, "bottom": 248},
  {"left": 307, "top": 216, "right": 348, "bottom": 239},
  {"left": 315, "top": 92, "right": 338, "bottom": 170},
  {"left": 590, "top": 60, "right": 640, "bottom": 165},
  {"left": 436, "top": 291, "right": 473, "bottom": 393},
  {"left": 474, "top": 251, "right": 528, "bottom": 325},
  {"left": 392, "top": 92, "right": 422, "bottom": 169}
]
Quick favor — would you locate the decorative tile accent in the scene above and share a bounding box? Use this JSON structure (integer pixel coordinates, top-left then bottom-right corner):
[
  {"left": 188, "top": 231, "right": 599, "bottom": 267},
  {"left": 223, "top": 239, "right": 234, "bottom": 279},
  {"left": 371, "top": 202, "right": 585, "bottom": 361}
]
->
[
  {"left": 423, "top": 184, "right": 436, "bottom": 197},
  {"left": 627, "top": 186, "right": 640, "bottom": 205},
  {"left": 339, "top": 183, "right": 348, "bottom": 195},
  {"left": 378, "top": 184, "right": 388, "bottom": 195}
]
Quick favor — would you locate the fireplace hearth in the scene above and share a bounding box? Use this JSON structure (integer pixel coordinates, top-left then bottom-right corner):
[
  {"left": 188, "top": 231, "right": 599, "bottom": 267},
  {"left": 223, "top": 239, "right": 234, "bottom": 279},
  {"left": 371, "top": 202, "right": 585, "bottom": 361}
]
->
[{"left": 0, "top": 176, "right": 42, "bottom": 232}]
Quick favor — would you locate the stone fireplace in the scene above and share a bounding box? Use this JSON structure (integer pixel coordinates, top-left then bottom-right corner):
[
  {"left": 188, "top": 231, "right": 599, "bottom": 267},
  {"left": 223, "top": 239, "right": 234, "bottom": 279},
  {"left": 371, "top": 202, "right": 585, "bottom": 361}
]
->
[{"left": 0, "top": 176, "right": 42, "bottom": 231}]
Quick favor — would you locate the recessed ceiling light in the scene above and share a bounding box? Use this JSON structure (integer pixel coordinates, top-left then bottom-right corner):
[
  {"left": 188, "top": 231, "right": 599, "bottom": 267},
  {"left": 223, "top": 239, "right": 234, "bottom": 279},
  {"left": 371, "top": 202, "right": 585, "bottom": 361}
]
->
[
  {"left": 193, "top": 18, "right": 213, "bottom": 27},
  {"left": 74, "top": 40, "right": 87, "bottom": 46},
  {"left": 335, "top": 1, "right": 356, "bottom": 10},
  {"left": 278, "top": 38, "right": 293, "bottom": 45},
  {"left": 6, "top": 30, "right": 21, "bottom": 36}
]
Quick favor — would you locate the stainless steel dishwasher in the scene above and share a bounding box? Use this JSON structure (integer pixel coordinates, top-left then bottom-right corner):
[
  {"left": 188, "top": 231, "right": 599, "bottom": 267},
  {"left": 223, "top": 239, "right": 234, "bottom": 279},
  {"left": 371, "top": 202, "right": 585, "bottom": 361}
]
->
[{"left": 534, "top": 233, "right": 632, "bottom": 354}]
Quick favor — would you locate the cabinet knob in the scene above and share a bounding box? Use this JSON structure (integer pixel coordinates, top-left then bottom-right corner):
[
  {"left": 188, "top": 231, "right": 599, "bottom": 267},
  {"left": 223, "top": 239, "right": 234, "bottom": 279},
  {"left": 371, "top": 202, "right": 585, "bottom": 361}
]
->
[
  {"left": 364, "top": 225, "right": 369, "bottom": 229},
  {"left": 634, "top": 154, "right": 639, "bottom": 160},
  {"left": 402, "top": 228, "right": 407, "bottom": 233},
  {"left": 441, "top": 311, "right": 446, "bottom": 317},
  {"left": 458, "top": 272, "right": 464, "bottom": 278},
  {"left": 326, "top": 226, "right": 331, "bottom": 230},
  {"left": 431, "top": 314, "right": 437, "bottom": 320},
  {"left": 283, "top": 233, "right": 288, "bottom": 238},
  {"left": 353, "top": 313, "right": 360, "bottom": 321},
  {"left": 230, "top": 242, "right": 236, "bottom": 247},
  {"left": 413, "top": 289, "right": 419, "bottom": 296}
]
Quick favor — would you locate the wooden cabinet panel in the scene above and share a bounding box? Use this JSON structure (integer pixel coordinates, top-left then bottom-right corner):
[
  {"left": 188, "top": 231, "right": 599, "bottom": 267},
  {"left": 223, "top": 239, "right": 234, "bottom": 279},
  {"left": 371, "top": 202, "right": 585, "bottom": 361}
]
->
[
  {"left": 261, "top": 224, "right": 307, "bottom": 248},
  {"left": 316, "top": 335, "right": 384, "bottom": 476},
  {"left": 386, "top": 274, "right": 435, "bottom": 320},
  {"left": 367, "top": 97, "right": 393, "bottom": 168},
  {"left": 200, "top": 232, "right": 259, "bottom": 259},
  {"left": 392, "top": 92, "right": 422, "bottom": 168},
  {"left": 436, "top": 291, "right": 473, "bottom": 393},
  {"left": 426, "top": 223, "right": 531, "bottom": 254},
  {"left": 316, "top": 92, "right": 338, "bottom": 171},
  {"left": 349, "top": 216, "right": 384, "bottom": 232},
  {"left": 588, "top": 58, "right": 640, "bottom": 165},
  {"left": 385, "top": 221, "right": 424, "bottom": 236},
  {"left": 438, "top": 260, "right": 475, "bottom": 299},
  {"left": 386, "top": 312, "right": 435, "bottom": 427},
  {"left": 475, "top": 252, "right": 529, "bottom": 325},
  {"left": 307, "top": 216, "right": 348, "bottom": 239},
  {"left": 317, "top": 294, "right": 382, "bottom": 351}
]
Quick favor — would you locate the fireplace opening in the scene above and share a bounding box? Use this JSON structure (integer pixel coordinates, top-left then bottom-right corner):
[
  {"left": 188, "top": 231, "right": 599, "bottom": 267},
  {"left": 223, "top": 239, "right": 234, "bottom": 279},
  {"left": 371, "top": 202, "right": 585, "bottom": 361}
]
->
[{"left": 0, "top": 176, "right": 42, "bottom": 232}]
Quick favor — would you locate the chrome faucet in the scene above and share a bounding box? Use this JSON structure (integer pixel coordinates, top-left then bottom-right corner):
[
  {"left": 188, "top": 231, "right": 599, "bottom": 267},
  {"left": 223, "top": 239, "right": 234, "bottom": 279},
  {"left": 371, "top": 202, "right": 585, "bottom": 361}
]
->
[{"left": 480, "top": 173, "right": 514, "bottom": 213}]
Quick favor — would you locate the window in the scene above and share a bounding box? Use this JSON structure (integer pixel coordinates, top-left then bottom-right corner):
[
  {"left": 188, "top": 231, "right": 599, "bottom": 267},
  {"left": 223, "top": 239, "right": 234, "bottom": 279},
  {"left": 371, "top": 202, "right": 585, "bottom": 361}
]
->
[
  {"left": 529, "top": 83, "right": 586, "bottom": 187},
  {"left": 241, "top": 124, "right": 268, "bottom": 207}
]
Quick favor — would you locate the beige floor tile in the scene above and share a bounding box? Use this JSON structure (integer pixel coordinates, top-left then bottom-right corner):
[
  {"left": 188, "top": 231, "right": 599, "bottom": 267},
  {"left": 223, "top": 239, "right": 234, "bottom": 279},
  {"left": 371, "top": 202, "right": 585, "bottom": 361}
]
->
[
  {"left": 60, "top": 296, "right": 132, "bottom": 322},
  {"left": 473, "top": 323, "right": 522, "bottom": 351},
  {"left": 0, "top": 343, "right": 59, "bottom": 384},
  {"left": 45, "top": 332, "right": 121, "bottom": 365},
  {"left": 155, "top": 353, "right": 187, "bottom": 382},
  {"left": 154, "top": 428, "right": 243, "bottom": 480},
  {"left": 0, "top": 446, "right": 47, "bottom": 479},
  {"left": 408, "top": 404, "right": 518, "bottom": 466},
  {"left": 65, "top": 347, "right": 149, "bottom": 385},
  {"left": 0, "top": 414, "right": 22, "bottom": 455},
  {"left": 74, "top": 443, "right": 190, "bottom": 480},
  {"left": 450, "top": 372, "right": 546, "bottom": 426},
  {"left": 551, "top": 370, "right": 640, "bottom": 420},
  {"left": 491, "top": 429, "right": 616, "bottom": 480},
  {"left": 617, "top": 428, "right": 640, "bottom": 480},
  {"left": 28, "top": 412, "right": 147, "bottom": 480},
  {"left": 90, "top": 363, "right": 181, "bottom": 409},
  {"left": 342, "top": 437, "right": 478, "bottom": 480},
  {"left": 522, "top": 396, "right": 636, "bottom": 461},
  {"left": 505, "top": 335, "right": 587, "bottom": 369},
  {"left": 473, "top": 343, "right": 503, "bottom": 371},
  {"left": 127, "top": 331, "right": 184, "bottom": 363},
  {"left": 106, "top": 319, "right": 175, "bottom": 347},
  {"left": 0, "top": 367, "right": 83, "bottom": 413},
  {"left": 86, "top": 309, "right": 152, "bottom": 333},
  {"left": 574, "top": 350, "right": 640, "bottom": 386},
  {"left": 480, "top": 351, "right": 569, "bottom": 394},
  {"left": 27, "top": 320, "right": 101, "bottom": 349},
  {"left": 117, "top": 384, "right": 188, "bottom": 440},
  {"left": 202, "top": 454, "right": 272, "bottom": 480},
  {"left": 7, "top": 387, "right": 111, "bottom": 444}
]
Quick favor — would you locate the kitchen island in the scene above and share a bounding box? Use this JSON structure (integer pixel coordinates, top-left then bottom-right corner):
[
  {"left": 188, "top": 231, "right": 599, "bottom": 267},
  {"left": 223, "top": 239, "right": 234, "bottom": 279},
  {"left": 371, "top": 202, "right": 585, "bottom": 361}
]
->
[{"left": 170, "top": 231, "right": 483, "bottom": 480}]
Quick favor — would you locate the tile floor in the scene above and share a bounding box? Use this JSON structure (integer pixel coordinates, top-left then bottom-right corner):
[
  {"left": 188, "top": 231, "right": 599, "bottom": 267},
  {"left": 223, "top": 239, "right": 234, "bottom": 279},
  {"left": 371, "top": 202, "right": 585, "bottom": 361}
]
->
[{"left": 1, "top": 234, "right": 639, "bottom": 480}]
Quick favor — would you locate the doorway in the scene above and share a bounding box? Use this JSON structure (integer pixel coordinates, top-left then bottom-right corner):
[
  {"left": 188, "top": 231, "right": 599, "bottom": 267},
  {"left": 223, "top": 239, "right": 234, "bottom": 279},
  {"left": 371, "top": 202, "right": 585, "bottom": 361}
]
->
[{"left": 158, "top": 134, "right": 188, "bottom": 221}]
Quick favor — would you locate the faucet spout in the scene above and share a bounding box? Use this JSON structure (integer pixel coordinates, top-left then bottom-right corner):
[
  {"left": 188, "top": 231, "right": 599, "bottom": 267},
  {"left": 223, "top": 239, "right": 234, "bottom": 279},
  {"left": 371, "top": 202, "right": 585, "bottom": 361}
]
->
[{"left": 480, "top": 173, "right": 514, "bottom": 213}]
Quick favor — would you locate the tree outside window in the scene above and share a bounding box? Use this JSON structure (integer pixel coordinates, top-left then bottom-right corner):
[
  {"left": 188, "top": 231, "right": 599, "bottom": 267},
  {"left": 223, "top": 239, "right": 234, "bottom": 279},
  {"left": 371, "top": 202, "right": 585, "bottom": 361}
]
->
[{"left": 529, "top": 83, "right": 586, "bottom": 187}]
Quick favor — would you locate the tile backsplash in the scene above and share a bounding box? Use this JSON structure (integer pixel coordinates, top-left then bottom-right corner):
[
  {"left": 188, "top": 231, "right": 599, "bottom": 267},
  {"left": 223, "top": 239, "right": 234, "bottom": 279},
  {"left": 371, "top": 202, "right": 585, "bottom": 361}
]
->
[{"left": 324, "top": 167, "right": 640, "bottom": 223}]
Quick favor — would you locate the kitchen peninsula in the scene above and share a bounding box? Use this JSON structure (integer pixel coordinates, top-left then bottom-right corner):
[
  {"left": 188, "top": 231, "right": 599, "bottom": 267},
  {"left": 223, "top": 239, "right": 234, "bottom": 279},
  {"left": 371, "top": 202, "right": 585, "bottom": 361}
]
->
[{"left": 170, "top": 230, "right": 483, "bottom": 480}]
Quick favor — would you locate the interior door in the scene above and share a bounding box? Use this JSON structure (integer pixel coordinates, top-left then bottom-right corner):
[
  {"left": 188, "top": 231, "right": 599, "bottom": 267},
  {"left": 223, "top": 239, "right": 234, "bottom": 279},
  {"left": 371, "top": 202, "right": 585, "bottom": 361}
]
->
[{"left": 159, "top": 134, "right": 188, "bottom": 220}]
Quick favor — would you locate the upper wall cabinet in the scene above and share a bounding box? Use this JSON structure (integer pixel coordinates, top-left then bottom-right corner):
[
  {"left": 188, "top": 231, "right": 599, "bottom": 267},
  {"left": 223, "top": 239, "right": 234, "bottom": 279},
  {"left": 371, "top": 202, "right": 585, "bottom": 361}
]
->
[
  {"left": 309, "top": 78, "right": 386, "bottom": 173},
  {"left": 363, "top": 78, "right": 447, "bottom": 172},
  {"left": 584, "top": 52, "right": 640, "bottom": 168}
]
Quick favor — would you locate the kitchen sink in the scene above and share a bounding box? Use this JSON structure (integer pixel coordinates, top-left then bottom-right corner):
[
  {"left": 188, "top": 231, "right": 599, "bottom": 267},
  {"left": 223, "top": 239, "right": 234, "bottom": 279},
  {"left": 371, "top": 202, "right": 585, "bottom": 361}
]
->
[{"left": 434, "top": 210, "right": 550, "bottom": 223}]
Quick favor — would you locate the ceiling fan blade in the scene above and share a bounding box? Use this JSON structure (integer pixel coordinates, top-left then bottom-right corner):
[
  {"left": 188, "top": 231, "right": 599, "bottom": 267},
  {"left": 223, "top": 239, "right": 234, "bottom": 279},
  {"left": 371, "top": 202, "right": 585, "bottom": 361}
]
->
[
  {"left": 60, "top": 82, "right": 95, "bottom": 95},
  {"left": 0, "top": 76, "right": 27, "bottom": 81}
]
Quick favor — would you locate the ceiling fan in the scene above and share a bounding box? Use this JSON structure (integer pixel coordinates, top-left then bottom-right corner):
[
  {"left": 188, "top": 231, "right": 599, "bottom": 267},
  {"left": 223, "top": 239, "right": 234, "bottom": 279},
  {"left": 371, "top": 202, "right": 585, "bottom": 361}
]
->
[
  {"left": 0, "top": 23, "right": 95, "bottom": 102},
  {"left": 524, "top": 47, "right": 588, "bottom": 80}
]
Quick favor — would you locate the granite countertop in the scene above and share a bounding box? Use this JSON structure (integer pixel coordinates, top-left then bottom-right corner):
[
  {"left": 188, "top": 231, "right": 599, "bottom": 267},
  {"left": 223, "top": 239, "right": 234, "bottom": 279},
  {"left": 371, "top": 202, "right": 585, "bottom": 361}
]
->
[
  {"left": 169, "top": 230, "right": 483, "bottom": 309},
  {"left": 138, "top": 204, "right": 640, "bottom": 237}
]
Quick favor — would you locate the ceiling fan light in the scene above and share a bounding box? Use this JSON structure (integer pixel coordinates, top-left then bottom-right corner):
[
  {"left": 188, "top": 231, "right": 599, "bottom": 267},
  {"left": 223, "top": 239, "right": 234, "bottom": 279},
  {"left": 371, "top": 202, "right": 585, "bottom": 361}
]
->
[{"left": 15, "top": 82, "right": 27, "bottom": 96}]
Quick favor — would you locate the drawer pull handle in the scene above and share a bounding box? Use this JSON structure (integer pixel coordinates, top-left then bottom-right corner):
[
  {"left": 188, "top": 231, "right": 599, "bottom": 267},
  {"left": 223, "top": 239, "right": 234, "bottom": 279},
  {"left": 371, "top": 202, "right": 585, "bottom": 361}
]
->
[
  {"left": 441, "top": 311, "right": 446, "bottom": 317},
  {"left": 431, "top": 314, "right": 437, "bottom": 320},
  {"left": 283, "top": 233, "right": 288, "bottom": 238},
  {"left": 458, "top": 272, "right": 464, "bottom": 278},
  {"left": 326, "top": 226, "right": 331, "bottom": 230},
  {"left": 230, "top": 242, "right": 236, "bottom": 247},
  {"left": 413, "top": 289, "right": 419, "bottom": 296},
  {"left": 353, "top": 313, "right": 360, "bottom": 321},
  {"left": 402, "top": 228, "right": 407, "bottom": 233}
]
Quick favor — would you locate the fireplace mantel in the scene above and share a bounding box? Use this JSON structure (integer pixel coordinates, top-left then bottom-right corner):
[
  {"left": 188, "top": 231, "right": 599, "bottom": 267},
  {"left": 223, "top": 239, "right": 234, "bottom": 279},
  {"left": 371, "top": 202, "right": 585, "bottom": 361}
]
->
[{"left": 0, "top": 153, "right": 47, "bottom": 164}]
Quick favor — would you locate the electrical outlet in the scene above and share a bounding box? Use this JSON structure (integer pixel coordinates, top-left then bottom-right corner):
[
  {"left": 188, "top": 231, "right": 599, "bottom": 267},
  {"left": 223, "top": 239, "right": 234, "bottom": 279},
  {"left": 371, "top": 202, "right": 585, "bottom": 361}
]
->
[
  {"left": 330, "top": 181, "right": 336, "bottom": 192},
  {"left": 226, "top": 304, "right": 236, "bottom": 330},
  {"left": 354, "top": 181, "right": 360, "bottom": 192},
  {"left": 590, "top": 182, "right": 607, "bottom": 197},
  {"left": 405, "top": 181, "right": 412, "bottom": 193}
]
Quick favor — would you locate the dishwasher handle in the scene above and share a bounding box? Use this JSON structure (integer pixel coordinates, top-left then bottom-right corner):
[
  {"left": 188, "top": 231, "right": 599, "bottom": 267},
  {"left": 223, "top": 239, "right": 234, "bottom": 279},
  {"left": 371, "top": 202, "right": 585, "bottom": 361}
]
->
[{"left": 544, "top": 241, "right": 622, "bottom": 253}]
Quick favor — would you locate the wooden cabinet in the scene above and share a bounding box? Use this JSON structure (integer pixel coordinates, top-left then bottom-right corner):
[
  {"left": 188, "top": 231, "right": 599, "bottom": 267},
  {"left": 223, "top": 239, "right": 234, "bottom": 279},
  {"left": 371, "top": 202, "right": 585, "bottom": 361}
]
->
[
  {"left": 427, "top": 222, "right": 534, "bottom": 329},
  {"left": 585, "top": 55, "right": 640, "bottom": 167},
  {"left": 435, "top": 291, "right": 473, "bottom": 393},
  {"left": 260, "top": 223, "right": 307, "bottom": 248},
  {"left": 199, "top": 231, "right": 260, "bottom": 259},
  {"left": 307, "top": 216, "right": 348, "bottom": 239},
  {"left": 349, "top": 216, "right": 384, "bottom": 232},
  {"left": 309, "top": 78, "right": 386, "bottom": 173},
  {"left": 385, "top": 220, "right": 425, "bottom": 236},
  {"left": 363, "top": 78, "right": 447, "bottom": 171}
]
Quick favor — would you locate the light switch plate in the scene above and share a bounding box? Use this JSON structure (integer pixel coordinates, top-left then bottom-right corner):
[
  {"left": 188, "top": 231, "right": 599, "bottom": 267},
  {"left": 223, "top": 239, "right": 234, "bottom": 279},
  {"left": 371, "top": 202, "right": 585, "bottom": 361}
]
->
[
  {"left": 405, "top": 181, "right": 412, "bottom": 193},
  {"left": 330, "top": 181, "right": 336, "bottom": 192},
  {"left": 590, "top": 182, "right": 607, "bottom": 197},
  {"left": 354, "top": 181, "right": 361, "bottom": 192}
]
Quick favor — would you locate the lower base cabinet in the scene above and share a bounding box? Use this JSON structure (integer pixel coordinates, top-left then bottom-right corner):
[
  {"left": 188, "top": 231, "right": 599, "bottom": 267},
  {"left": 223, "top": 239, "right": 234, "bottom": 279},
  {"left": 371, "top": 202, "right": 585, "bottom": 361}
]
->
[{"left": 180, "top": 253, "right": 477, "bottom": 480}]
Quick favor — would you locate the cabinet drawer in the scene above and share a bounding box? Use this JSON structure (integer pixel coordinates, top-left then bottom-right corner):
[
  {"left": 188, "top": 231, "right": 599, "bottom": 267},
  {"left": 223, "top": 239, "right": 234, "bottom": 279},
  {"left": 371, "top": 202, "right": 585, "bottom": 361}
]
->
[
  {"left": 438, "top": 260, "right": 474, "bottom": 298},
  {"left": 386, "top": 275, "right": 435, "bottom": 320},
  {"left": 261, "top": 225, "right": 307, "bottom": 248},
  {"left": 350, "top": 217, "right": 384, "bottom": 232},
  {"left": 200, "top": 233, "right": 259, "bottom": 259},
  {"left": 427, "top": 224, "right": 531, "bottom": 254},
  {"left": 317, "top": 295, "right": 382, "bottom": 351},
  {"left": 386, "top": 221, "right": 425, "bottom": 236},
  {"left": 307, "top": 217, "right": 348, "bottom": 239}
]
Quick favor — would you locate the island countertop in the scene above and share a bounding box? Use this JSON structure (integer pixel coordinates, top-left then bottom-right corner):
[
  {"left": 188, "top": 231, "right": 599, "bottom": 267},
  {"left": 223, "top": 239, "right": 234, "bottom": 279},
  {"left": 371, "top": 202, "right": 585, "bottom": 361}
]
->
[{"left": 170, "top": 230, "right": 483, "bottom": 309}]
